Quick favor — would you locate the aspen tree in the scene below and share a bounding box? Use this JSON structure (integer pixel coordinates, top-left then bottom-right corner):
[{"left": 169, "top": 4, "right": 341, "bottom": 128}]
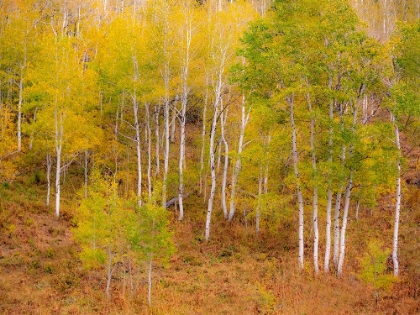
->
[
  {"left": 389, "top": 20, "right": 420, "bottom": 276},
  {"left": 174, "top": 0, "right": 199, "bottom": 220},
  {"left": 228, "top": 94, "right": 250, "bottom": 221},
  {"left": 204, "top": 2, "right": 255, "bottom": 240}
]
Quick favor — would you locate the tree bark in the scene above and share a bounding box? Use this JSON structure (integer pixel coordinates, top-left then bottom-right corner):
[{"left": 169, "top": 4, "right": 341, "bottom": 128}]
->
[
  {"left": 133, "top": 96, "right": 142, "bottom": 206},
  {"left": 162, "top": 62, "right": 170, "bottom": 207},
  {"left": 337, "top": 101, "right": 358, "bottom": 277},
  {"left": 145, "top": 103, "right": 152, "bottom": 201},
  {"left": 337, "top": 172, "right": 353, "bottom": 277},
  {"left": 178, "top": 17, "right": 192, "bottom": 221},
  {"left": 228, "top": 95, "right": 249, "bottom": 221},
  {"left": 288, "top": 95, "right": 304, "bottom": 271},
  {"left": 154, "top": 105, "right": 160, "bottom": 177},
  {"left": 256, "top": 166, "right": 263, "bottom": 235},
  {"left": 199, "top": 85, "right": 208, "bottom": 195},
  {"left": 391, "top": 112, "right": 401, "bottom": 277},
  {"left": 205, "top": 70, "right": 222, "bottom": 241},
  {"left": 84, "top": 150, "right": 89, "bottom": 199},
  {"left": 106, "top": 246, "right": 113, "bottom": 299},
  {"left": 46, "top": 152, "right": 52, "bottom": 207},
  {"left": 307, "top": 92, "right": 319, "bottom": 274},
  {"left": 324, "top": 99, "right": 334, "bottom": 273},
  {"left": 220, "top": 104, "right": 229, "bottom": 219},
  {"left": 54, "top": 109, "right": 63, "bottom": 218}
]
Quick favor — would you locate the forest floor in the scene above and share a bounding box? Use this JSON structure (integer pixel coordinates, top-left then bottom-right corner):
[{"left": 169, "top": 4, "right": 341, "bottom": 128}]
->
[{"left": 1, "top": 180, "right": 419, "bottom": 315}]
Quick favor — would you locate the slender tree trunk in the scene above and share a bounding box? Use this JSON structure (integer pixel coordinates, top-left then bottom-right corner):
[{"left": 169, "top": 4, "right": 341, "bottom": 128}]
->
[
  {"left": 205, "top": 76, "right": 222, "bottom": 241},
  {"left": 133, "top": 97, "right": 142, "bottom": 206},
  {"left": 228, "top": 95, "right": 249, "bottom": 221},
  {"left": 199, "top": 85, "right": 208, "bottom": 195},
  {"left": 178, "top": 94, "right": 187, "bottom": 220},
  {"left": 288, "top": 95, "right": 304, "bottom": 271},
  {"left": 324, "top": 99, "right": 334, "bottom": 273},
  {"left": 145, "top": 103, "right": 152, "bottom": 201},
  {"left": 28, "top": 105, "right": 37, "bottom": 149},
  {"left": 216, "top": 137, "right": 222, "bottom": 171},
  {"left": 17, "top": 68, "right": 23, "bottom": 153},
  {"left": 17, "top": 25, "right": 27, "bottom": 153},
  {"left": 220, "top": 105, "right": 229, "bottom": 219},
  {"left": 162, "top": 62, "right": 170, "bottom": 207},
  {"left": 337, "top": 172, "right": 353, "bottom": 277},
  {"left": 307, "top": 92, "right": 319, "bottom": 274},
  {"left": 263, "top": 135, "right": 270, "bottom": 195},
  {"left": 178, "top": 19, "right": 192, "bottom": 220},
  {"left": 54, "top": 109, "right": 63, "bottom": 218},
  {"left": 355, "top": 200, "right": 360, "bottom": 221},
  {"left": 154, "top": 105, "right": 160, "bottom": 177},
  {"left": 84, "top": 150, "right": 89, "bottom": 198},
  {"left": 170, "top": 103, "right": 176, "bottom": 143},
  {"left": 46, "top": 152, "right": 52, "bottom": 207},
  {"left": 333, "top": 188, "right": 343, "bottom": 268},
  {"left": 54, "top": 151, "right": 61, "bottom": 217},
  {"left": 106, "top": 246, "right": 113, "bottom": 299},
  {"left": 333, "top": 106, "right": 347, "bottom": 268},
  {"left": 256, "top": 166, "right": 263, "bottom": 235},
  {"left": 337, "top": 101, "right": 358, "bottom": 277},
  {"left": 391, "top": 112, "right": 401, "bottom": 277}
]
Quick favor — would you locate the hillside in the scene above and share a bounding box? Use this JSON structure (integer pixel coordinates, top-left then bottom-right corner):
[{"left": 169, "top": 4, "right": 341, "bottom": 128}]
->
[
  {"left": 1, "top": 0, "right": 420, "bottom": 314},
  {"left": 0, "top": 175, "right": 419, "bottom": 314}
]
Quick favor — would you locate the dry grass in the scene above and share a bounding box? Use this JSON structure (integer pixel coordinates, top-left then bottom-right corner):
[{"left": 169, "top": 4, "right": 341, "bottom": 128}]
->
[{"left": 1, "top": 181, "right": 419, "bottom": 315}]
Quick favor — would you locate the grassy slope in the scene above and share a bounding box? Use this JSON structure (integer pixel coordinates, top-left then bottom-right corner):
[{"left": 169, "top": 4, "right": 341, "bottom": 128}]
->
[{"left": 2, "top": 178, "right": 419, "bottom": 315}]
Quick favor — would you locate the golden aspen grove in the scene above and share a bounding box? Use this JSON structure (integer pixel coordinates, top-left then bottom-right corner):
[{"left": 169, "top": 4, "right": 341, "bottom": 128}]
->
[{"left": 0, "top": 0, "right": 419, "bottom": 314}]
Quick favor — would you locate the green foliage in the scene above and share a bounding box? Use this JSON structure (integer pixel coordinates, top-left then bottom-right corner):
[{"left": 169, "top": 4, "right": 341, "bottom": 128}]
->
[
  {"left": 127, "top": 182, "right": 176, "bottom": 264},
  {"left": 357, "top": 240, "right": 395, "bottom": 293},
  {"left": 73, "top": 171, "right": 174, "bottom": 294}
]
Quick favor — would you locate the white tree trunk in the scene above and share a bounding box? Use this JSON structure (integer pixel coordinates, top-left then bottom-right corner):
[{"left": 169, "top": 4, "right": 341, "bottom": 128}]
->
[
  {"left": 145, "top": 103, "right": 152, "bottom": 201},
  {"left": 337, "top": 172, "right": 353, "bottom": 277},
  {"left": 205, "top": 75, "right": 222, "bottom": 241},
  {"left": 154, "top": 105, "right": 160, "bottom": 177},
  {"left": 307, "top": 92, "right": 319, "bottom": 274},
  {"left": 333, "top": 190, "right": 342, "bottom": 268},
  {"left": 220, "top": 105, "right": 229, "bottom": 219},
  {"left": 170, "top": 103, "right": 176, "bottom": 143},
  {"left": 333, "top": 143, "right": 346, "bottom": 268},
  {"left": 324, "top": 100, "right": 334, "bottom": 273},
  {"left": 228, "top": 95, "right": 249, "bottom": 221},
  {"left": 54, "top": 108, "right": 63, "bottom": 218},
  {"left": 178, "top": 17, "right": 192, "bottom": 221},
  {"left": 17, "top": 26, "right": 27, "bottom": 153},
  {"left": 391, "top": 112, "right": 401, "bottom": 277},
  {"left": 178, "top": 94, "right": 187, "bottom": 220},
  {"left": 199, "top": 86, "right": 208, "bottom": 195},
  {"left": 133, "top": 98, "right": 142, "bottom": 206},
  {"left": 263, "top": 135, "right": 270, "bottom": 194},
  {"left": 162, "top": 62, "right": 170, "bottom": 207},
  {"left": 288, "top": 95, "right": 304, "bottom": 271},
  {"left": 256, "top": 167, "right": 263, "bottom": 235},
  {"left": 337, "top": 102, "right": 358, "bottom": 277},
  {"left": 106, "top": 246, "right": 113, "bottom": 299},
  {"left": 17, "top": 68, "right": 23, "bottom": 153},
  {"left": 55, "top": 147, "right": 61, "bottom": 218},
  {"left": 84, "top": 150, "right": 89, "bottom": 198},
  {"left": 46, "top": 152, "right": 52, "bottom": 207}
]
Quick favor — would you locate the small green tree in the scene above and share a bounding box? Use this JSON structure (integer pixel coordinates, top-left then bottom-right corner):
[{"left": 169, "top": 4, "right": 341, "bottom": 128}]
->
[
  {"left": 126, "top": 182, "right": 175, "bottom": 306},
  {"left": 74, "top": 172, "right": 174, "bottom": 303},
  {"left": 357, "top": 240, "right": 395, "bottom": 305},
  {"left": 73, "top": 170, "right": 131, "bottom": 299}
]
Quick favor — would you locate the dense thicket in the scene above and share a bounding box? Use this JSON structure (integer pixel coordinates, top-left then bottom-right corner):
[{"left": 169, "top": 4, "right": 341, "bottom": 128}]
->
[{"left": 1, "top": 0, "right": 419, "bottom": 302}]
